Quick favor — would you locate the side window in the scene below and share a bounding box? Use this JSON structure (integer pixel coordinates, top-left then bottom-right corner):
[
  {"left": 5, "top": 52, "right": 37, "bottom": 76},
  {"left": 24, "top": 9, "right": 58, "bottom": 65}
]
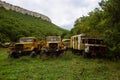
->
[
  {"left": 34, "top": 39, "right": 37, "bottom": 42},
  {"left": 74, "top": 37, "right": 78, "bottom": 41},
  {"left": 82, "top": 39, "right": 84, "bottom": 43},
  {"left": 72, "top": 37, "right": 75, "bottom": 41},
  {"left": 76, "top": 37, "right": 78, "bottom": 41}
]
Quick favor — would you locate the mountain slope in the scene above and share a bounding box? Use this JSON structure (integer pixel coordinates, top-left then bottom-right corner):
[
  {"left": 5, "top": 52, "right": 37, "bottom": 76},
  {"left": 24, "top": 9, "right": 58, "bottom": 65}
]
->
[{"left": 0, "top": 7, "right": 68, "bottom": 42}]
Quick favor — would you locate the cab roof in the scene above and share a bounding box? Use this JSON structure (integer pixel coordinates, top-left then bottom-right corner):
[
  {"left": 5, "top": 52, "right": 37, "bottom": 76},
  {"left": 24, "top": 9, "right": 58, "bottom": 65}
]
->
[
  {"left": 62, "top": 39, "right": 70, "bottom": 42},
  {"left": 20, "top": 37, "right": 37, "bottom": 39},
  {"left": 82, "top": 38, "right": 103, "bottom": 40},
  {"left": 47, "top": 36, "right": 61, "bottom": 38},
  {"left": 72, "top": 34, "right": 85, "bottom": 37}
]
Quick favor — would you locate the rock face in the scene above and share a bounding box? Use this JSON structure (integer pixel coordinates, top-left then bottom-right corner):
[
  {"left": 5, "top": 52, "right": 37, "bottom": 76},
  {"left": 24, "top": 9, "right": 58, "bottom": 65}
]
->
[{"left": 0, "top": 1, "right": 51, "bottom": 22}]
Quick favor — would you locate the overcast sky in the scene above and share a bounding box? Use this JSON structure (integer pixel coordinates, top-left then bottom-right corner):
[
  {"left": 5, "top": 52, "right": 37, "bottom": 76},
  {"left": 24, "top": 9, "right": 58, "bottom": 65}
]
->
[{"left": 2, "top": 0, "right": 101, "bottom": 30}]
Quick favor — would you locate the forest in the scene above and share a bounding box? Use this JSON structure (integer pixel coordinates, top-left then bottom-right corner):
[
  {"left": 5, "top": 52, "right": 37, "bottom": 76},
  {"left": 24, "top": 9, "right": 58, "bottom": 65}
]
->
[{"left": 71, "top": 0, "right": 120, "bottom": 59}]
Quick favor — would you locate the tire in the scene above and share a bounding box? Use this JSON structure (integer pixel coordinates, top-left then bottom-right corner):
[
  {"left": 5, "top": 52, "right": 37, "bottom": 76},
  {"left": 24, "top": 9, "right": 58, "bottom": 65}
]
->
[
  {"left": 9, "top": 52, "right": 20, "bottom": 58},
  {"left": 60, "top": 51, "right": 66, "bottom": 56},
  {"left": 30, "top": 51, "right": 37, "bottom": 57},
  {"left": 40, "top": 50, "right": 45, "bottom": 54},
  {"left": 83, "top": 51, "right": 88, "bottom": 58},
  {"left": 8, "top": 52, "right": 13, "bottom": 58}
]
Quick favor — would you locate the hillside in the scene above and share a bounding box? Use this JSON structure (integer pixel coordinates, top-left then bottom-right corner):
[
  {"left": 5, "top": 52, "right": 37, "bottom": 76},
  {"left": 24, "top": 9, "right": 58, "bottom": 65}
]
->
[{"left": 0, "top": 7, "right": 68, "bottom": 42}]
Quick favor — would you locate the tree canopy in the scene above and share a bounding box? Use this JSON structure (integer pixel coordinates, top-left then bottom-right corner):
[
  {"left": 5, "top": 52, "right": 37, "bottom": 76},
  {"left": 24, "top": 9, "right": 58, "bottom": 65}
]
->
[{"left": 71, "top": 0, "right": 120, "bottom": 59}]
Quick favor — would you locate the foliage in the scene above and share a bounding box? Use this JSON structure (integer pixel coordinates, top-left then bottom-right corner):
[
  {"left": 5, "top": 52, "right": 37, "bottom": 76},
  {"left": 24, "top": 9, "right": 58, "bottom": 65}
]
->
[
  {"left": 0, "top": 7, "right": 69, "bottom": 42},
  {"left": 71, "top": 0, "right": 120, "bottom": 59}
]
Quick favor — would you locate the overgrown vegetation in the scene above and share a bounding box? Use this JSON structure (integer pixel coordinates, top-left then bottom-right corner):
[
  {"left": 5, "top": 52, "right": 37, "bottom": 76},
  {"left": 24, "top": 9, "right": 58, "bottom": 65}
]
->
[
  {"left": 0, "top": 49, "right": 120, "bottom": 80},
  {"left": 0, "top": 7, "right": 69, "bottom": 42},
  {"left": 71, "top": 0, "right": 120, "bottom": 59}
]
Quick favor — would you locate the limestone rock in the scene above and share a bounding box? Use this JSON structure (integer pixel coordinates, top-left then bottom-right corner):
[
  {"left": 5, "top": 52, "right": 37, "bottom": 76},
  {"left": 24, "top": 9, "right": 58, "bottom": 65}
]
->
[{"left": 0, "top": 1, "right": 51, "bottom": 22}]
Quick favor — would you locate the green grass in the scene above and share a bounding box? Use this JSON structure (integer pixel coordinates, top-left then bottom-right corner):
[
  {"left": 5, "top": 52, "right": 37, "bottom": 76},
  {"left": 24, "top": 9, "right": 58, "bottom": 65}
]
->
[{"left": 0, "top": 49, "right": 120, "bottom": 80}]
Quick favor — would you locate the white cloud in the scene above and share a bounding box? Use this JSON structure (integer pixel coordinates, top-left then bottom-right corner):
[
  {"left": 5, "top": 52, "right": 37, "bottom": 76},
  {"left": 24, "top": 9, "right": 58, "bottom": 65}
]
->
[{"left": 1, "top": 0, "right": 101, "bottom": 30}]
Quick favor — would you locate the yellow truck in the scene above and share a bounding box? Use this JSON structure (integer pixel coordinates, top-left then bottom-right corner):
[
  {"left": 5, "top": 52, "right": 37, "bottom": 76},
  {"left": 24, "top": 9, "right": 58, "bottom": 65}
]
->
[
  {"left": 8, "top": 37, "right": 43, "bottom": 58},
  {"left": 41, "top": 36, "right": 66, "bottom": 56},
  {"left": 62, "top": 39, "right": 70, "bottom": 49}
]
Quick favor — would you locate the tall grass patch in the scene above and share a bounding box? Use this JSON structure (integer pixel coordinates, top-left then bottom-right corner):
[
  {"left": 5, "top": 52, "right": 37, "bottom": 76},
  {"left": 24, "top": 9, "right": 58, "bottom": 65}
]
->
[{"left": 0, "top": 49, "right": 120, "bottom": 80}]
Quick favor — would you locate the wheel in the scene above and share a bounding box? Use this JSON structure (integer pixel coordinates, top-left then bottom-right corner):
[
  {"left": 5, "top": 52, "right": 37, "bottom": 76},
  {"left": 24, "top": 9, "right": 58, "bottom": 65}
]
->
[
  {"left": 62, "top": 51, "right": 66, "bottom": 56},
  {"left": 8, "top": 52, "right": 13, "bottom": 58},
  {"left": 30, "top": 51, "right": 37, "bottom": 57},
  {"left": 8, "top": 51, "right": 20, "bottom": 58},
  {"left": 60, "top": 51, "right": 66, "bottom": 56},
  {"left": 40, "top": 50, "right": 45, "bottom": 54},
  {"left": 83, "top": 51, "right": 88, "bottom": 58}
]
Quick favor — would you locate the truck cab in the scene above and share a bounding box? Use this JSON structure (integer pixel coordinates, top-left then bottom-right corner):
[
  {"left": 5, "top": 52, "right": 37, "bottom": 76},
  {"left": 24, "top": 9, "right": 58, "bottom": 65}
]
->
[
  {"left": 8, "top": 37, "right": 42, "bottom": 58},
  {"left": 62, "top": 39, "right": 70, "bottom": 49},
  {"left": 41, "top": 36, "right": 66, "bottom": 56},
  {"left": 82, "top": 38, "right": 106, "bottom": 58}
]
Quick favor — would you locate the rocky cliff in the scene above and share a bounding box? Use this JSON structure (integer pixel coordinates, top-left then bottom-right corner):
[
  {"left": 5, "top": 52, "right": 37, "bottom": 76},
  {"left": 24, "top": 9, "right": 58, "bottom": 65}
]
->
[{"left": 0, "top": 1, "right": 51, "bottom": 22}]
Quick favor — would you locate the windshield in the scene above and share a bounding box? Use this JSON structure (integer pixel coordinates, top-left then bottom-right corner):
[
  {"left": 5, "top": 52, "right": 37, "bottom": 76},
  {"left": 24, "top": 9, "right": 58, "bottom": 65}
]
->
[
  {"left": 95, "top": 40, "right": 103, "bottom": 44},
  {"left": 19, "top": 39, "right": 34, "bottom": 42},
  {"left": 47, "top": 37, "right": 61, "bottom": 41},
  {"left": 88, "top": 39, "right": 95, "bottom": 44},
  {"left": 63, "top": 40, "right": 70, "bottom": 42},
  {"left": 83, "top": 39, "right": 104, "bottom": 44}
]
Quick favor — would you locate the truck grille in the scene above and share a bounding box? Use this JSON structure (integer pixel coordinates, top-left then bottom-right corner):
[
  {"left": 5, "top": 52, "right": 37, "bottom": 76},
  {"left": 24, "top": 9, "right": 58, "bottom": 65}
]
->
[
  {"left": 49, "top": 43, "right": 58, "bottom": 49},
  {"left": 15, "top": 44, "right": 23, "bottom": 50},
  {"left": 90, "top": 46, "right": 106, "bottom": 55}
]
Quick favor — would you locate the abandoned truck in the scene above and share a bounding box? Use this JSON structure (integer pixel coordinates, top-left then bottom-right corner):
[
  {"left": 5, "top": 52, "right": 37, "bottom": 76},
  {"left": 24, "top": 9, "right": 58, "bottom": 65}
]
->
[
  {"left": 41, "top": 36, "right": 66, "bottom": 56},
  {"left": 8, "top": 37, "right": 43, "bottom": 58},
  {"left": 82, "top": 38, "right": 106, "bottom": 58},
  {"left": 70, "top": 34, "right": 106, "bottom": 57},
  {"left": 62, "top": 39, "right": 70, "bottom": 49}
]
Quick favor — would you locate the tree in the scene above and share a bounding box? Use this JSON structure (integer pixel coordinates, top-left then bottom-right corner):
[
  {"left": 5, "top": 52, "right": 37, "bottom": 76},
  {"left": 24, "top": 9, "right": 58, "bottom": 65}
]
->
[{"left": 72, "top": 0, "right": 120, "bottom": 59}]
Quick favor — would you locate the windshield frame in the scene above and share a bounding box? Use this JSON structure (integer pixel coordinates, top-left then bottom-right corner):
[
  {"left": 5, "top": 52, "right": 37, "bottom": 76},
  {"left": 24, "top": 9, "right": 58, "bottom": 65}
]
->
[
  {"left": 19, "top": 38, "right": 34, "bottom": 42},
  {"left": 46, "top": 37, "right": 61, "bottom": 41},
  {"left": 82, "top": 38, "right": 104, "bottom": 44}
]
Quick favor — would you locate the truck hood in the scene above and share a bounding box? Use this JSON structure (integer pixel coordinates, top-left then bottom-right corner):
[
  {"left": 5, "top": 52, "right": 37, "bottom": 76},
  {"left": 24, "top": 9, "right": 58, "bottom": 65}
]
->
[
  {"left": 85, "top": 44, "right": 106, "bottom": 47},
  {"left": 15, "top": 42, "right": 33, "bottom": 45}
]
